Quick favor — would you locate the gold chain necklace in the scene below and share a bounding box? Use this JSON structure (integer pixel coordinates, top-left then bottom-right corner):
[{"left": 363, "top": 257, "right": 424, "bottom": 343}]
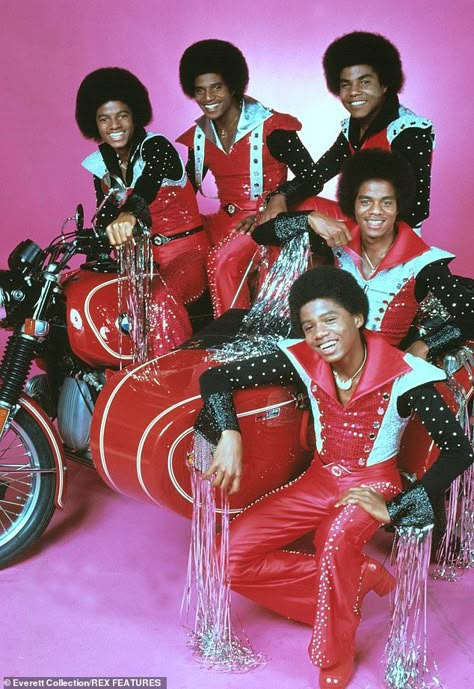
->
[
  {"left": 361, "top": 239, "right": 394, "bottom": 277},
  {"left": 117, "top": 154, "right": 129, "bottom": 171},
  {"left": 219, "top": 109, "right": 241, "bottom": 139},
  {"left": 332, "top": 346, "right": 367, "bottom": 391}
]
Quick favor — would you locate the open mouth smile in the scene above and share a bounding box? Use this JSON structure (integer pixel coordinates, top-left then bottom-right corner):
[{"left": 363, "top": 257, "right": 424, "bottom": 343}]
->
[{"left": 318, "top": 339, "right": 338, "bottom": 354}]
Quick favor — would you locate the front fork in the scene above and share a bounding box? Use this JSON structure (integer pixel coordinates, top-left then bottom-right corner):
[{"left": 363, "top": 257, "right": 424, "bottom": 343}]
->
[
  {"left": 0, "top": 314, "right": 52, "bottom": 436},
  {"left": 0, "top": 268, "right": 58, "bottom": 436},
  {"left": 0, "top": 330, "right": 68, "bottom": 508},
  {"left": 0, "top": 330, "right": 38, "bottom": 434}
]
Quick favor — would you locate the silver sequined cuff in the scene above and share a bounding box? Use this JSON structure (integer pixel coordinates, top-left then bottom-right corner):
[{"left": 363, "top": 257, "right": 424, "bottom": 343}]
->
[
  {"left": 194, "top": 392, "right": 240, "bottom": 445},
  {"left": 273, "top": 212, "right": 310, "bottom": 243},
  {"left": 424, "top": 324, "right": 463, "bottom": 357},
  {"left": 386, "top": 482, "right": 435, "bottom": 529}
]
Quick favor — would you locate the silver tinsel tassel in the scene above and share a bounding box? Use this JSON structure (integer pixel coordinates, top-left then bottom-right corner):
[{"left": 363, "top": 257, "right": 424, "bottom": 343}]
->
[
  {"left": 434, "top": 348, "right": 474, "bottom": 580},
  {"left": 117, "top": 234, "right": 153, "bottom": 364},
  {"left": 181, "top": 433, "right": 265, "bottom": 672},
  {"left": 384, "top": 526, "right": 445, "bottom": 689},
  {"left": 212, "top": 233, "right": 311, "bottom": 363}
]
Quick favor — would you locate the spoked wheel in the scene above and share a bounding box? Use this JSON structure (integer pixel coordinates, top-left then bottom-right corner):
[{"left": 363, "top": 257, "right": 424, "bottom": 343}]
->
[{"left": 0, "top": 407, "right": 57, "bottom": 568}]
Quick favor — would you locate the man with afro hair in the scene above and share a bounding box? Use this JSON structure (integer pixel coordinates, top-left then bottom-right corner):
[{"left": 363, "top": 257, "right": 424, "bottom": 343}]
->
[
  {"left": 192, "top": 263, "right": 473, "bottom": 687},
  {"left": 252, "top": 148, "right": 473, "bottom": 359},
  {"left": 177, "top": 39, "right": 315, "bottom": 317},
  {"left": 261, "top": 31, "right": 434, "bottom": 237},
  {"left": 76, "top": 67, "right": 208, "bottom": 355}
]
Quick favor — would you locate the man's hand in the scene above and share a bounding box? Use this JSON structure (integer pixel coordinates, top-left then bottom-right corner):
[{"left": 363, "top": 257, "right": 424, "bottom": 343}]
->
[
  {"left": 307, "top": 211, "right": 352, "bottom": 248},
  {"left": 259, "top": 194, "right": 288, "bottom": 224},
  {"left": 235, "top": 215, "right": 257, "bottom": 235},
  {"left": 106, "top": 211, "right": 137, "bottom": 247},
  {"left": 335, "top": 485, "right": 391, "bottom": 523},
  {"left": 405, "top": 339, "right": 429, "bottom": 360},
  {"left": 203, "top": 430, "right": 243, "bottom": 494}
]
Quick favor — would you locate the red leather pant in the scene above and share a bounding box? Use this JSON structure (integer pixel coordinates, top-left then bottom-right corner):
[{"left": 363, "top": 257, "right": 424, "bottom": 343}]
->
[
  {"left": 228, "top": 457, "right": 401, "bottom": 667},
  {"left": 147, "top": 246, "right": 207, "bottom": 356},
  {"left": 207, "top": 233, "right": 280, "bottom": 317}
]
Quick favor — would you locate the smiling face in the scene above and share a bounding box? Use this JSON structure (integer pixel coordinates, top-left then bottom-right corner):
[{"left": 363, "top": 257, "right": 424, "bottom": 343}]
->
[
  {"left": 193, "top": 72, "right": 237, "bottom": 121},
  {"left": 96, "top": 100, "right": 135, "bottom": 156},
  {"left": 339, "top": 64, "right": 387, "bottom": 129},
  {"left": 354, "top": 179, "right": 398, "bottom": 243},
  {"left": 300, "top": 298, "right": 364, "bottom": 368}
]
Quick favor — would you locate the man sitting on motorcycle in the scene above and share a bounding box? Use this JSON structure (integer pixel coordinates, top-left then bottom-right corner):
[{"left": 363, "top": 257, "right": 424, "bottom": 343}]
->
[{"left": 75, "top": 67, "right": 208, "bottom": 355}]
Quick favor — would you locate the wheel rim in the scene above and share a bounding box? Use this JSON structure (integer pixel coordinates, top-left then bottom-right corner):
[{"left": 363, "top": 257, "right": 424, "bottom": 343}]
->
[{"left": 0, "top": 418, "right": 55, "bottom": 547}]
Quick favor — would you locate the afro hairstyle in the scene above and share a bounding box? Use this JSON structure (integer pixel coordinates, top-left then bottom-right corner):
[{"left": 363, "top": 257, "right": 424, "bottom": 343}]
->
[
  {"left": 337, "top": 148, "right": 416, "bottom": 221},
  {"left": 323, "top": 31, "right": 404, "bottom": 95},
  {"left": 179, "top": 39, "right": 249, "bottom": 99},
  {"left": 75, "top": 67, "right": 152, "bottom": 140},
  {"left": 289, "top": 265, "right": 369, "bottom": 337}
]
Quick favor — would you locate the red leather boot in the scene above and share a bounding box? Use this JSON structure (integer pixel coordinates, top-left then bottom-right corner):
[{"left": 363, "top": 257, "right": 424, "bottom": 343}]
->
[{"left": 318, "top": 558, "right": 395, "bottom": 688}]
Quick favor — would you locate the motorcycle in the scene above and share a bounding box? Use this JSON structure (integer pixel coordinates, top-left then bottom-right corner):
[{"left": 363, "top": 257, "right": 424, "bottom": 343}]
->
[
  {"left": 0, "top": 175, "right": 162, "bottom": 568},
  {"left": 0, "top": 188, "right": 472, "bottom": 569}
]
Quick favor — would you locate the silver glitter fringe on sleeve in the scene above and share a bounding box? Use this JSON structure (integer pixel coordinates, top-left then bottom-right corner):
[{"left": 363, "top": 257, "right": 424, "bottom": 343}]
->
[
  {"left": 117, "top": 233, "right": 153, "bottom": 364},
  {"left": 181, "top": 432, "right": 265, "bottom": 672},
  {"left": 433, "top": 347, "right": 474, "bottom": 580},
  {"left": 384, "top": 526, "right": 446, "bottom": 689},
  {"left": 211, "top": 233, "right": 311, "bottom": 363}
]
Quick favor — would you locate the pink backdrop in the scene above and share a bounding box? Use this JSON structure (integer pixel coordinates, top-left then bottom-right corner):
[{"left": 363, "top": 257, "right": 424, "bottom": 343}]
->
[{"left": 1, "top": 0, "right": 472, "bottom": 276}]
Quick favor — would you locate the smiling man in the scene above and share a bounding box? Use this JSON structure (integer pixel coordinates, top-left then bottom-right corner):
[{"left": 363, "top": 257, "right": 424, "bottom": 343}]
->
[
  {"left": 75, "top": 67, "right": 208, "bottom": 355},
  {"left": 177, "top": 39, "right": 315, "bottom": 316},
  {"left": 261, "top": 31, "right": 435, "bottom": 238},
  {"left": 251, "top": 149, "right": 474, "bottom": 359},
  {"left": 191, "top": 265, "right": 473, "bottom": 688}
]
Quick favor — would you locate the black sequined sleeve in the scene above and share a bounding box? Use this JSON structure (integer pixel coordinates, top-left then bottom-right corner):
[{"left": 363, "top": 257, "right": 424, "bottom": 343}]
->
[
  {"left": 388, "top": 383, "right": 474, "bottom": 527},
  {"left": 266, "top": 130, "right": 316, "bottom": 178},
  {"left": 94, "top": 185, "right": 151, "bottom": 230},
  {"left": 93, "top": 176, "right": 118, "bottom": 230},
  {"left": 131, "top": 135, "right": 184, "bottom": 203},
  {"left": 252, "top": 213, "right": 330, "bottom": 260},
  {"left": 194, "top": 351, "right": 298, "bottom": 444},
  {"left": 415, "top": 261, "right": 474, "bottom": 341},
  {"left": 252, "top": 212, "right": 311, "bottom": 246},
  {"left": 184, "top": 147, "right": 209, "bottom": 193},
  {"left": 268, "top": 132, "right": 351, "bottom": 204},
  {"left": 93, "top": 136, "right": 183, "bottom": 230},
  {"left": 391, "top": 126, "right": 434, "bottom": 228}
]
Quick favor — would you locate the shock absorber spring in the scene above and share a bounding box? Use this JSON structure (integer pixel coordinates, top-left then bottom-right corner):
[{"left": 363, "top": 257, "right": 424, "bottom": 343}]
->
[{"left": 0, "top": 332, "right": 37, "bottom": 408}]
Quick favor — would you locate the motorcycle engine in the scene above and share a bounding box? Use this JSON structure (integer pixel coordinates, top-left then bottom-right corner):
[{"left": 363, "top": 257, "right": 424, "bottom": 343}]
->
[{"left": 57, "top": 376, "right": 102, "bottom": 452}]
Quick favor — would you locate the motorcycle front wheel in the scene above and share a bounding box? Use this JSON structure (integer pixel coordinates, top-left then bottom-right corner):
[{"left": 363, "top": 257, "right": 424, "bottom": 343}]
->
[{"left": 0, "top": 407, "right": 57, "bottom": 568}]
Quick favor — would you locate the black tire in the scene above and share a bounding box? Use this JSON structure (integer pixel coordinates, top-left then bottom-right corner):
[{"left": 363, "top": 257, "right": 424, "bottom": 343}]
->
[{"left": 0, "top": 407, "right": 57, "bottom": 568}]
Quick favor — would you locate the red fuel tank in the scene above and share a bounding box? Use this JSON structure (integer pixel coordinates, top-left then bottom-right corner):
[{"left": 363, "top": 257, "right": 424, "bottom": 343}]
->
[{"left": 62, "top": 268, "right": 133, "bottom": 368}]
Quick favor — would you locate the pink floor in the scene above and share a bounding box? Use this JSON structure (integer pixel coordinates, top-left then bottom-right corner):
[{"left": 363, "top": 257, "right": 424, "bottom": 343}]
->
[{"left": 1, "top": 461, "right": 472, "bottom": 688}]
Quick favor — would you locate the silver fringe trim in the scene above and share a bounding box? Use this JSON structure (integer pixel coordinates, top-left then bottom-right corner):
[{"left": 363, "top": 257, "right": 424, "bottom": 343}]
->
[
  {"left": 181, "top": 434, "right": 265, "bottom": 672},
  {"left": 211, "top": 233, "right": 311, "bottom": 363},
  {"left": 385, "top": 526, "right": 446, "bottom": 689},
  {"left": 433, "top": 347, "right": 474, "bottom": 580},
  {"left": 117, "top": 234, "right": 153, "bottom": 365}
]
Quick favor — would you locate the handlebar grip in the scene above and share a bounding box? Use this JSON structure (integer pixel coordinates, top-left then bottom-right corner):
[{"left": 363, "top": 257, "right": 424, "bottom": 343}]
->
[{"left": 75, "top": 227, "right": 110, "bottom": 247}]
